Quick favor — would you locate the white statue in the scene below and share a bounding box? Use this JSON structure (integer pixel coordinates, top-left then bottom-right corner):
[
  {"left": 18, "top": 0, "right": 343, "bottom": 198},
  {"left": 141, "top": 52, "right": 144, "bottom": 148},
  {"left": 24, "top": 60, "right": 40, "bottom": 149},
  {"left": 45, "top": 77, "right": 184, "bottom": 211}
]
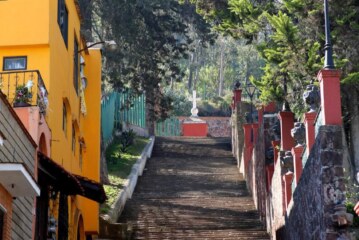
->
[{"left": 191, "top": 90, "right": 199, "bottom": 117}]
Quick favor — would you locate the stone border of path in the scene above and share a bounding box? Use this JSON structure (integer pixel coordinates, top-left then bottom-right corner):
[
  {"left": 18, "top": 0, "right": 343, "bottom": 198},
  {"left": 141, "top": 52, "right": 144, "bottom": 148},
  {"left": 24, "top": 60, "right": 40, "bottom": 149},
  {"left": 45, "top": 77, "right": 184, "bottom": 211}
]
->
[{"left": 106, "top": 136, "right": 155, "bottom": 223}]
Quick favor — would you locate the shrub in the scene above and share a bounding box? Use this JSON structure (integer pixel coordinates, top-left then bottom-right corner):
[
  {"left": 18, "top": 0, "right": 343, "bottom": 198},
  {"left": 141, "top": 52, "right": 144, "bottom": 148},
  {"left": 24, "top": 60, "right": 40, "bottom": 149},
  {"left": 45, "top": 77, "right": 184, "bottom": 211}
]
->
[{"left": 119, "top": 129, "right": 136, "bottom": 153}]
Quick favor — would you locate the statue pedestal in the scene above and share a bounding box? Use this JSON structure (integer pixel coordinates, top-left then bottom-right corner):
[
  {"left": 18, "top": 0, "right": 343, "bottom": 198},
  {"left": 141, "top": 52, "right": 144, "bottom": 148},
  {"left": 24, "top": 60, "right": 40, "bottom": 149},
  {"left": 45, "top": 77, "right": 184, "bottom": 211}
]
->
[{"left": 182, "top": 117, "right": 208, "bottom": 137}]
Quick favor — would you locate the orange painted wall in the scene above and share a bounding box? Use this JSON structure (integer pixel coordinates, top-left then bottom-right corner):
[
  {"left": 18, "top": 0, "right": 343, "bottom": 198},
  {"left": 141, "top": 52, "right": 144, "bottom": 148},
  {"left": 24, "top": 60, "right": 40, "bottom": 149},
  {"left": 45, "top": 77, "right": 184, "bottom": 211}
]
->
[
  {"left": 80, "top": 48, "right": 102, "bottom": 233},
  {"left": 0, "top": 0, "right": 102, "bottom": 237}
]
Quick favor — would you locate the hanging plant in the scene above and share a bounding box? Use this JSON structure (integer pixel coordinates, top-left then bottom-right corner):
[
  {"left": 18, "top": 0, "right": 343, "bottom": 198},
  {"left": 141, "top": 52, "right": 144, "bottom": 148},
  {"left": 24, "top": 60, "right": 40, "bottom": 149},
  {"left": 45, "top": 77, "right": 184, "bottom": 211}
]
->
[{"left": 14, "top": 84, "right": 32, "bottom": 106}]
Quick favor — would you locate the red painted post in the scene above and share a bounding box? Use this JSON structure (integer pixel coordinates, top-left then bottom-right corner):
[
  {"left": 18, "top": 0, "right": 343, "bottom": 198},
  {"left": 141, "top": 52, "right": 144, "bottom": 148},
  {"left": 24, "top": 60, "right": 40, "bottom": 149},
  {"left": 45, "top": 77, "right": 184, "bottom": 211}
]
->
[
  {"left": 272, "top": 140, "right": 280, "bottom": 165},
  {"left": 264, "top": 102, "right": 276, "bottom": 113},
  {"left": 283, "top": 172, "right": 294, "bottom": 210},
  {"left": 278, "top": 112, "right": 295, "bottom": 151},
  {"left": 243, "top": 123, "right": 253, "bottom": 172},
  {"left": 304, "top": 112, "right": 316, "bottom": 156},
  {"left": 291, "top": 146, "right": 304, "bottom": 185},
  {"left": 317, "top": 69, "right": 342, "bottom": 126},
  {"left": 233, "top": 89, "right": 242, "bottom": 106}
]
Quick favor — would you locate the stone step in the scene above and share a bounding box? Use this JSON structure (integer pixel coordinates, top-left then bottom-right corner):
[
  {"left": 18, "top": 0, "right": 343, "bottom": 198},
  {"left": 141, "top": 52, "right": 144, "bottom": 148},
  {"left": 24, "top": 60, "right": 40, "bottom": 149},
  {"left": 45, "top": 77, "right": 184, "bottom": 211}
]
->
[{"left": 111, "top": 137, "right": 269, "bottom": 240}]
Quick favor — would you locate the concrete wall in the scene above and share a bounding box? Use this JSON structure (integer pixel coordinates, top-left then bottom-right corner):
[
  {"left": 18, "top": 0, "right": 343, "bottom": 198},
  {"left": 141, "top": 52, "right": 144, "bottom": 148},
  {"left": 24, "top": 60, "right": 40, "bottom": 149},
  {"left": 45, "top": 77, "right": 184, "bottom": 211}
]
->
[{"left": 0, "top": 95, "right": 37, "bottom": 239}]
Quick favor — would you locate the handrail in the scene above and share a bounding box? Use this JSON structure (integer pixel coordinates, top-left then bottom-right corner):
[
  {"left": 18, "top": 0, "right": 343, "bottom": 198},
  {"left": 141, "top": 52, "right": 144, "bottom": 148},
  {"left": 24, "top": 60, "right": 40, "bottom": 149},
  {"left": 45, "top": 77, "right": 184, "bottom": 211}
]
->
[{"left": 0, "top": 70, "right": 49, "bottom": 115}]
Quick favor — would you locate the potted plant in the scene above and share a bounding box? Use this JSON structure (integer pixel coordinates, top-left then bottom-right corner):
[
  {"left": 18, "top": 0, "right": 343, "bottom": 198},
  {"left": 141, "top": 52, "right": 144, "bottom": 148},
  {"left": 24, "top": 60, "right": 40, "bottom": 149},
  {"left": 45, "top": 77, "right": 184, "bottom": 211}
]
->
[{"left": 13, "top": 84, "right": 32, "bottom": 107}]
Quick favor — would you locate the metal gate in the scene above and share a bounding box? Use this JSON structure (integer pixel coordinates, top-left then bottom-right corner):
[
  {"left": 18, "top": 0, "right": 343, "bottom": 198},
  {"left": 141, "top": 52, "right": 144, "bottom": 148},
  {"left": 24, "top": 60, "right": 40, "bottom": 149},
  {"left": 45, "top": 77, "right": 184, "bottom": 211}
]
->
[{"left": 155, "top": 117, "right": 181, "bottom": 137}]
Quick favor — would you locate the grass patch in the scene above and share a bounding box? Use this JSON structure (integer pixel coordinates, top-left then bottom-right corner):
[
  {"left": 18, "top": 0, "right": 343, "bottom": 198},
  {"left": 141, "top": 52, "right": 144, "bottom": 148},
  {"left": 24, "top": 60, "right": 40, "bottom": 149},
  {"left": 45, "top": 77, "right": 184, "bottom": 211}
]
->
[{"left": 101, "top": 137, "right": 150, "bottom": 214}]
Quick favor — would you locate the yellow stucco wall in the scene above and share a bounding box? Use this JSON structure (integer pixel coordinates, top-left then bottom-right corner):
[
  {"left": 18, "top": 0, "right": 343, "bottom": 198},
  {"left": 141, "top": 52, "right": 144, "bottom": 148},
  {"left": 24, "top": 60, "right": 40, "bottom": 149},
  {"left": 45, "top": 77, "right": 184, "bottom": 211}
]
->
[
  {"left": 80, "top": 48, "right": 102, "bottom": 233},
  {"left": 0, "top": 0, "right": 49, "bottom": 46},
  {"left": 0, "top": 0, "right": 102, "bottom": 238}
]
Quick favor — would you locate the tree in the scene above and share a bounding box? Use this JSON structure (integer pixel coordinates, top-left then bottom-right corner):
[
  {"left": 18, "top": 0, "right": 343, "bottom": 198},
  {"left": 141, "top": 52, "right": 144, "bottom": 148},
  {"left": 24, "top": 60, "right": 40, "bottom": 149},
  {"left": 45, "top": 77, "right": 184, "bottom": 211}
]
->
[{"left": 81, "top": 0, "right": 214, "bottom": 133}]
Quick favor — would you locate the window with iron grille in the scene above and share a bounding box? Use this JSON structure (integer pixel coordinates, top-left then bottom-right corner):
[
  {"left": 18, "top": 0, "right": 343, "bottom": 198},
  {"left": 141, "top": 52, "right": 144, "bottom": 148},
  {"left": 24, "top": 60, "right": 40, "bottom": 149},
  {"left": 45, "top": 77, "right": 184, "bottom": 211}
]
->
[{"left": 58, "top": 0, "right": 68, "bottom": 47}]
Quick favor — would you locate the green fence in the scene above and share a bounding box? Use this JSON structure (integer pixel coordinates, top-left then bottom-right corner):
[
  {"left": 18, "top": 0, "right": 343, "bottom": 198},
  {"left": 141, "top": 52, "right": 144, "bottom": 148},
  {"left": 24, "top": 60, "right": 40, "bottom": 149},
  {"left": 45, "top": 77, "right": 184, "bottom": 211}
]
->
[
  {"left": 155, "top": 117, "right": 181, "bottom": 137},
  {"left": 101, "top": 91, "right": 146, "bottom": 144},
  {"left": 101, "top": 93, "right": 117, "bottom": 143},
  {"left": 115, "top": 91, "right": 146, "bottom": 129}
]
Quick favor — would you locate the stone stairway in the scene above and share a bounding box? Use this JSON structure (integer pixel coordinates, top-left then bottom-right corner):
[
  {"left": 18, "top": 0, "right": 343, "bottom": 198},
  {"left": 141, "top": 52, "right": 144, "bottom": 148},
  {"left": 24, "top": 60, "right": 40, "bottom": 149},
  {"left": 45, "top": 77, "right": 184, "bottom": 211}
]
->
[{"left": 116, "top": 137, "right": 269, "bottom": 240}]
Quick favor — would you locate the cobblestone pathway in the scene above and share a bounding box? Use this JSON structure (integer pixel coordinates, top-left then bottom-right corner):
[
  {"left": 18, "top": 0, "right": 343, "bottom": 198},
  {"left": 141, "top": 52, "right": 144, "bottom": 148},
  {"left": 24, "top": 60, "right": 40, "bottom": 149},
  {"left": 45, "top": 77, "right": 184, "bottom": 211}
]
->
[{"left": 118, "top": 137, "right": 269, "bottom": 240}]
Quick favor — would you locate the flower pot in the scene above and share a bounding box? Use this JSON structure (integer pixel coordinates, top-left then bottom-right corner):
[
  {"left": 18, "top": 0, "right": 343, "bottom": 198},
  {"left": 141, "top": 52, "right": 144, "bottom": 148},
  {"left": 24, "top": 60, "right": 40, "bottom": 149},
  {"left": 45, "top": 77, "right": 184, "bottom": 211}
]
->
[{"left": 13, "top": 102, "right": 31, "bottom": 107}]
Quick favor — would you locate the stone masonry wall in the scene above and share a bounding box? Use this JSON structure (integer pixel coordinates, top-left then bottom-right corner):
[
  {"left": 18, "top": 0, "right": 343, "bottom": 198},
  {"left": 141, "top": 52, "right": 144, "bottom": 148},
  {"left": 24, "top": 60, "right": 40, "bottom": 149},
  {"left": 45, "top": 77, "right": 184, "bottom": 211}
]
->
[
  {"left": 285, "top": 125, "right": 348, "bottom": 239},
  {"left": 232, "top": 103, "right": 350, "bottom": 239}
]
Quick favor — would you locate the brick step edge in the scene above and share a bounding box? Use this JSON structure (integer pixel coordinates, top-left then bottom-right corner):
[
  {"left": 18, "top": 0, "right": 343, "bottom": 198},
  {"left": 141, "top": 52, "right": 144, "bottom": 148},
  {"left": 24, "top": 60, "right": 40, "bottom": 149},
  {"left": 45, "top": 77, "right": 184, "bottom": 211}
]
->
[{"left": 101, "top": 136, "right": 156, "bottom": 224}]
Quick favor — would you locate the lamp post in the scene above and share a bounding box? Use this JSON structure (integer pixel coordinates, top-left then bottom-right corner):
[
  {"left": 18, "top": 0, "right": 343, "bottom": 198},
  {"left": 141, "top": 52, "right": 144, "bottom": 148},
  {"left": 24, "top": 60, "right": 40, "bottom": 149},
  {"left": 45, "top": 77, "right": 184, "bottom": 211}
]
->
[
  {"left": 323, "top": 0, "right": 335, "bottom": 70},
  {"left": 77, "top": 40, "right": 117, "bottom": 53},
  {"left": 244, "top": 78, "right": 257, "bottom": 142},
  {"left": 244, "top": 78, "right": 257, "bottom": 123}
]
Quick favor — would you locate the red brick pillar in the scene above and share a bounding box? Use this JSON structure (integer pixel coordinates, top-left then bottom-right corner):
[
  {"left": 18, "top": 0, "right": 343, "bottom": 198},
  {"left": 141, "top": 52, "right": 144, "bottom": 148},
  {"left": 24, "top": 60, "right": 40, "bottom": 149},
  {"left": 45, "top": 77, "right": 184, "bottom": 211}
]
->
[
  {"left": 243, "top": 123, "right": 253, "bottom": 172},
  {"left": 233, "top": 89, "right": 242, "bottom": 109},
  {"left": 264, "top": 102, "right": 276, "bottom": 113},
  {"left": 317, "top": 70, "right": 342, "bottom": 126},
  {"left": 266, "top": 164, "right": 275, "bottom": 191},
  {"left": 292, "top": 146, "right": 304, "bottom": 185},
  {"left": 283, "top": 172, "right": 294, "bottom": 210},
  {"left": 272, "top": 140, "right": 280, "bottom": 165},
  {"left": 304, "top": 112, "right": 316, "bottom": 156},
  {"left": 278, "top": 112, "right": 295, "bottom": 151}
]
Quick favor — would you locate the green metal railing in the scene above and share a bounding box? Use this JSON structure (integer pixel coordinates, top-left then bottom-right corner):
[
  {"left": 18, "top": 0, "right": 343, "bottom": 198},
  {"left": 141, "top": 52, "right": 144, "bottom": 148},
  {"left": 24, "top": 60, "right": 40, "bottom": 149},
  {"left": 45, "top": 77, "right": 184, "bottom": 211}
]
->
[
  {"left": 155, "top": 117, "right": 181, "bottom": 137},
  {"left": 101, "top": 91, "right": 146, "bottom": 144},
  {"left": 101, "top": 93, "right": 117, "bottom": 144},
  {"left": 115, "top": 91, "right": 146, "bottom": 129}
]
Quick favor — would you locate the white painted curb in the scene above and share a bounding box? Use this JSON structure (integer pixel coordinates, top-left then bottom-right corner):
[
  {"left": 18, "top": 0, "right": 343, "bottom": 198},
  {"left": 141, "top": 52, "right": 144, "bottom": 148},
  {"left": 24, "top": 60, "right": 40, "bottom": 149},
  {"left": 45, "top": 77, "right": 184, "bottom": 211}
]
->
[{"left": 107, "top": 136, "right": 155, "bottom": 223}]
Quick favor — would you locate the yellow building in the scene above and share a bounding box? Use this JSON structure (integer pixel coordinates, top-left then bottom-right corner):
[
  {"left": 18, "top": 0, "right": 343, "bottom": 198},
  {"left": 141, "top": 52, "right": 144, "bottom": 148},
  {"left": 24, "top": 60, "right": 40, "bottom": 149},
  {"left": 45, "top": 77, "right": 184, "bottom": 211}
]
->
[{"left": 0, "top": 0, "right": 104, "bottom": 239}]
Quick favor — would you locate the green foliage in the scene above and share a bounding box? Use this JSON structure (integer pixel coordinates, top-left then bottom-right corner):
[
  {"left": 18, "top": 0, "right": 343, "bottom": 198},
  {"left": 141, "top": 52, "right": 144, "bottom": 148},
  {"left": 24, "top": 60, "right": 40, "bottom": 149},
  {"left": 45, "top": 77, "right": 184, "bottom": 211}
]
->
[
  {"left": 118, "top": 129, "right": 136, "bottom": 153},
  {"left": 197, "top": 96, "right": 231, "bottom": 117},
  {"left": 164, "top": 89, "right": 192, "bottom": 116},
  {"left": 14, "top": 85, "right": 32, "bottom": 104},
  {"left": 187, "top": 0, "right": 359, "bottom": 118},
  {"left": 102, "top": 137, "right": 150, "bottom": 213},
  {"left": 342, "top": 72, "right": 359, "bottom": 85},
  {"left": 79, "top": 0, "right": 215, "bottom": 125},
  {"left": 346, "top": 202, "right": 359, "bottom": 227}
]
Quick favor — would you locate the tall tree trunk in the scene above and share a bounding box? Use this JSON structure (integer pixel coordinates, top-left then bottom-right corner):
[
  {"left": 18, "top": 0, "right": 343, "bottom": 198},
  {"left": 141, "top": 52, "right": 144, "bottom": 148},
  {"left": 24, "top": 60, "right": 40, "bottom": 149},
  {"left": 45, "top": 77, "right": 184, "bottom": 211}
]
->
[
  {"left": 188, "top": 53, "right": 195, "bottom": 92},
  {"left": 218, "top": 43, "right": 225, "bottom": 97}
]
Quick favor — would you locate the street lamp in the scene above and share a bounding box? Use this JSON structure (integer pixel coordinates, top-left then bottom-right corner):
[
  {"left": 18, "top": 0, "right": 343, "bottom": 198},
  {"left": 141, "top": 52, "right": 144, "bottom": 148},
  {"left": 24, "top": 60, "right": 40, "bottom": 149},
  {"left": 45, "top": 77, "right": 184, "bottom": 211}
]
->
[
  {"left": 244, "top": 78, "right": 257, "bottom": 142},
  {"left": 244, "top": 78, "right": 257, "bottom": 123},
  {"left": 323, "top": 0, "right": 335, "bottom": 70},
  {"left": 77, "top": 40, "right": 117, "bottom": 53}
]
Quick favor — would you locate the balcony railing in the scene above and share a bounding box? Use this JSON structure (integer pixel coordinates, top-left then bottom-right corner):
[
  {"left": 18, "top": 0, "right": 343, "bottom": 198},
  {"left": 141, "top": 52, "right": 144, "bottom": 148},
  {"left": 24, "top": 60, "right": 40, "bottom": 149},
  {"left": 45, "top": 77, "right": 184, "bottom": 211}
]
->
[{"left": 0, "top": 70, "right": 48, "bottom": 114}]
